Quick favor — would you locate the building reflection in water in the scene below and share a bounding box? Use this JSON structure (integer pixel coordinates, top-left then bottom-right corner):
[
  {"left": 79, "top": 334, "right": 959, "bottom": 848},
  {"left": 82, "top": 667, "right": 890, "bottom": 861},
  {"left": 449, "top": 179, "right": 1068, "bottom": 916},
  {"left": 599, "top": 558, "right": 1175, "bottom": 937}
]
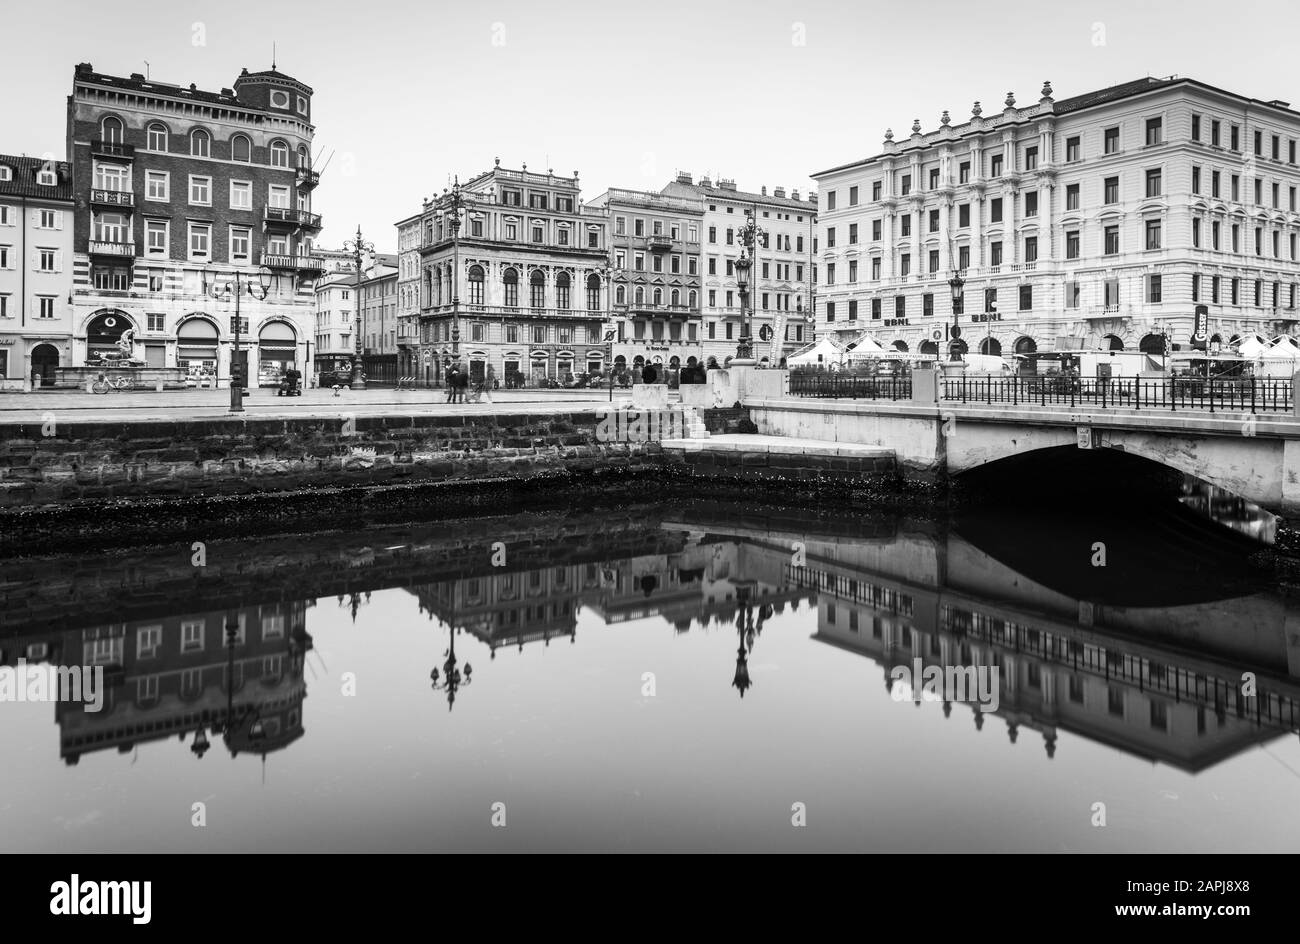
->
[
  {"left": 1180, "top": 477, "right": 1277, "bottom": 544},
  {"left": 0, "top": 602, "right": 311, "bottom": 766},
  {"left": 2, "top": 497, "right": 1297, "bottom": 775}
]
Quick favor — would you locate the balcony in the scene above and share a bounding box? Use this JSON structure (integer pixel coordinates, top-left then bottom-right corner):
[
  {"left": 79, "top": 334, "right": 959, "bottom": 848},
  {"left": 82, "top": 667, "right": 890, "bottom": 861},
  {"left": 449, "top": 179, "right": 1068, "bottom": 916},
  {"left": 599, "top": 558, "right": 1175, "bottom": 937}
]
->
[
  {"left": 295, "top": 166, "right": 321, "bottom": 190},
  {"left": 264, "top": 207, "right": 323, "bottom": 231},
  {"left": 90, "top": 188, "right": 134, "bottom": 209},
  {"left": 647, "top": 234, "right": 673, "bottom": 253},
  {"left": 91, "top": 140, "right": 134, "bottom": 161},
  {"left": 89, "top": 239, "right": 136, "bottom": 258},
  {"left": 262, "top": 253, "right": 324, "bottom": 276}
]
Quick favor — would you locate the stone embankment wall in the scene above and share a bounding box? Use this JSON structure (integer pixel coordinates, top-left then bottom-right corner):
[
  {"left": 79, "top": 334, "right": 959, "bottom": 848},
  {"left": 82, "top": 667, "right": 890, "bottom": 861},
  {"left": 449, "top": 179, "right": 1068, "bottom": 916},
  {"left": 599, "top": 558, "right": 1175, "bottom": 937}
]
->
[{"left": 0, "top": 411, "right": 661, "bottom": 506}]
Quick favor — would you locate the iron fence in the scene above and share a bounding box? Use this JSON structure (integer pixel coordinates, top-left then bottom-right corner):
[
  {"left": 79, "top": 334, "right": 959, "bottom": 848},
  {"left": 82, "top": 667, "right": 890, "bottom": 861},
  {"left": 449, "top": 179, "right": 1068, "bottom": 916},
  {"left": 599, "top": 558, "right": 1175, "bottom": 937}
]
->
[
  {"left": 789, "top": 371, "right": 913, "bottom": 400},
  {"left": 941, "top": 375, "right": 1294, "bottom": 414}
]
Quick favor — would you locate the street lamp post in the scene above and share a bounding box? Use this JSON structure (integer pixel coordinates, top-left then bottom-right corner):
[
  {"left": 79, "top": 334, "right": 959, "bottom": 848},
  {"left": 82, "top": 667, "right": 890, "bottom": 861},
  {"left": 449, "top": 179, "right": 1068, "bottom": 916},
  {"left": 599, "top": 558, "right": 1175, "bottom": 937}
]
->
[
  {"left": 733, "top": 208, "right": 766, "bottom": 365},
  {"left": 947, "top": 270, "right": 966, "bottom": 364},
  {"left": 190, "top": 616, "right": 265, "bottom": 758},
  {"left": 601, "top": 255, "right": 615, "bottom": 402},
  {"left": 344, "top": 225, "right": 374, "bottom": 390},
  {"left": 444, "top": 177, "right": 470, "bottom": 368},
  {"left": 208, "top": 266, "right": 272, "bottom": 413},
  {"left": 734, "top": 251, "right": 753, "bottom": 361}
]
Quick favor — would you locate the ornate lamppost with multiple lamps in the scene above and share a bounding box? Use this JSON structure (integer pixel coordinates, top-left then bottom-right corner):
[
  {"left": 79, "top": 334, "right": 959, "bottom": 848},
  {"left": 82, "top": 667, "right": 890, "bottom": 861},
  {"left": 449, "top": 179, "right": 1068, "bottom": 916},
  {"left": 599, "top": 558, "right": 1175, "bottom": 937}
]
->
[{"left": 208, "top": 265, "right": 273, "bottom": 413}]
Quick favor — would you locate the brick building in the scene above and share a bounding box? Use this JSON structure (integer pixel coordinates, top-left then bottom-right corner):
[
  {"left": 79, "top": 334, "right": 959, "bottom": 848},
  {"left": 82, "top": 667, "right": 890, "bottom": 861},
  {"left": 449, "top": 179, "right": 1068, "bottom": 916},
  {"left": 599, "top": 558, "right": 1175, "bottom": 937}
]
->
[{"left": 67, "top": 62, "right": 322, "bottom": 385}]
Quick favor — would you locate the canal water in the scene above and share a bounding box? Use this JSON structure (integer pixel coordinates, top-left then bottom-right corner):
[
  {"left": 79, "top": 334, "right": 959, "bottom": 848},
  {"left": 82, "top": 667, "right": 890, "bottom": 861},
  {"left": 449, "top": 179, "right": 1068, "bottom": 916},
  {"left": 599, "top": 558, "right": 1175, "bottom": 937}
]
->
[{"left": 1, "top": 486, "right": 1297, "bottom": 853}]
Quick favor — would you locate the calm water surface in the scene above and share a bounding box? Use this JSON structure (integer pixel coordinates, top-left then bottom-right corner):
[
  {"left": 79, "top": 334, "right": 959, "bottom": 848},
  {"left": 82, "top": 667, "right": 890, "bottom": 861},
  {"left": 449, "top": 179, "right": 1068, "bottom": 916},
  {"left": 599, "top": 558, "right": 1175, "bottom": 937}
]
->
[{"left": 2, "top": 488, "right": 1298, "bottom": 853}]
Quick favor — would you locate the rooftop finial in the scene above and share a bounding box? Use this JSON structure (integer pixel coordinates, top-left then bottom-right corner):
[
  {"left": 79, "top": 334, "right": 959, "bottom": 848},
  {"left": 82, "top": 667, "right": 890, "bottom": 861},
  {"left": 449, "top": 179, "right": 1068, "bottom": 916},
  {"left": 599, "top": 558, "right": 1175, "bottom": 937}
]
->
[
  {"left": 972, "top": 100, "right": 982, "bottom": 117},
  {"left": 1041, "top": 80, "right": 1053, "bottom": 100},
  {"left": 494, "top": 156, "right": 500, "bottom": 166},
  {"left": 940, "top": 110, "right": 951, "bottom": 126},
  {"left": 884, "top": 128, "right": 894, "bottom": 142},
  {"left": 1005, "top": 91, "right": 1016, "bottom": 108},
  {"left": 911, "top": 118, "right": 922, "bottom": 134},
  {"left": 272, "top": 41, "right": 276, "bottom": 71}
]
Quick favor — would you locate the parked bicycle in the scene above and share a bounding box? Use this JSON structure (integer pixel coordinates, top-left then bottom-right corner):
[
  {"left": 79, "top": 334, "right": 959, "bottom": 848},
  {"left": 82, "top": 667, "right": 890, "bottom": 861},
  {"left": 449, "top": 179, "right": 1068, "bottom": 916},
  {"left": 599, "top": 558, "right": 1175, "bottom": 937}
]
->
[{"left": 91, "top": 373, "right": 133, "bottom": 394}]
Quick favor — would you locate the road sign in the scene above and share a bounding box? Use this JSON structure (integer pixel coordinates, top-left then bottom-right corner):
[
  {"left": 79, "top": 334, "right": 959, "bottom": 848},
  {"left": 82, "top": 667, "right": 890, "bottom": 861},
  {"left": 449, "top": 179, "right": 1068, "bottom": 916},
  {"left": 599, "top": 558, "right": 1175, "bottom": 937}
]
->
[
  {"left": 602, "top": 327, "right": 617, "bottom": 343},
  {"left": 950, "top": 326, "right": 962, "bottom": 339}
]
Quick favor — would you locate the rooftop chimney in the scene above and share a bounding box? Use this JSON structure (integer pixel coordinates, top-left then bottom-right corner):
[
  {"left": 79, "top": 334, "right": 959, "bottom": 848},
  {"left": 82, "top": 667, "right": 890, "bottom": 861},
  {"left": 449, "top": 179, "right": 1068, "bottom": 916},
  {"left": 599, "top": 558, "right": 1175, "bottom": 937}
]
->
[
  {"left": 761, "top": 186, "right": 767, "bottom": 196},
  {"left": 75, "top": 62, "right": 93, "bottom": 75},
  {"left": 700, "top": 176, "right": 713, "bottom": 188},
  {"left": 790, "top": 189, "right": 799, "bottom": 200},
  {"left": 808, "top": 193, "right": 818, "bottom": 205},
  {"left": 676, "top": 171, "right": 693, "bottom": 184},
  {"left": 718, "top": 179, "right": 737, "bottom": 191},
  {"left": 130, "top": 72, "right": 145, "bottom": 81},
  {"left": 774, "top": 186, "right": 787, "bottom": 199}
]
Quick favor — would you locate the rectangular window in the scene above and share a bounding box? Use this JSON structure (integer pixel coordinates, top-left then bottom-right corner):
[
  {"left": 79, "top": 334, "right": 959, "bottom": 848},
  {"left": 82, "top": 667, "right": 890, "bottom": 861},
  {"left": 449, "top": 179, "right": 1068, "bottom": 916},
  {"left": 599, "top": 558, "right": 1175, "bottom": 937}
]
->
[
  {"left": 230, "top": 226, "right": 251, "bottom": 263},
  {"left": 189, "top": 223, "right": 211, "bottom": 261},
  {"left": 1024, "top": 191, "right": 1038, "bottom": 217},
  {"left": 1231, "top": 125, "right": 1240, "bottom": 151},
  {"left": 958, "top": 204, "right": 970, "bottom": 227},
  {"left": 1024, "top": 236, "right": 1037, "bottom": 263},
  {"left": 872, "top": 181, "right": 883, "bottom": 201},
  {"left": 1148, "top": 274, "right": 1162, "bottom": 303},
  {"left": 1104, "top": 127, "right": 1120, "bottom": 154},
  {"left": 825, "top": 227, "right": 835, "bottom": 248},
  {"left": 1211, "top": 170, "right": 1221, "bottom": 198},
  {"left": 145, "top": 219, "right": 167, "bottom": 256},
  {"left": 848, "top": 185, "right": 858, "bottom": 205},
  {"left": 1191, "top": 114, "right": 1201, "bottom": 142},
  {"left": 1065, "top": 281, "right": 1081, "bottom": 309},
  {"left": 959, "top": 162, "right": 970, "bottom": 183},
  {"left": 1019, "top": 284, "right": 1032, "bottom": 311},
  {"left": 847, "top": 299, "right": 857, "bottom": 320},
  {"left": 990, "top": 154, "right": 1003, "bottom": 177},
  {"left": 928, "top": 208, "right": 939, "bottom": 232},
  {"left": 1104, "top": 225, "right": 1119, "bottom": 255},
  {"left": 990, "top": 241, "right": 1002, "bottom": 266},
  {"left": 990, "top": 198, "right": 1002, "bottom": 223},
  {"left": 1066, "top": 183, "right": 1079, "bottom": 210},
  {"left": 1192, "top": 217, "right": 1201, "bottom": 248},
  {"left": 928, "top": 168, "right": 939, "bottom": 189},
  {"left": 872, "top": 219, "right": 882, "bottom": 241},
  {"left": 826, "top": 191, "right": 836, "bottom": 211},
  {"left": 900, "top": 174, "right": 911, "bottom": 196},
  {"left": 145, "top": 170, "right": 168, "bottom": 201},
  {"left": 1145, "top": 168, "right": 1162, "bottom": 198},
  {"left": 1145, "top": 116, "right": 1163, "bottom": 146},
  {"left": 1191, "top": 165, "right": 1200, "bottom": 194},
  {"left": 928, "top": 249, "right": 939, "bottom": 273},
  {"left": 1024, "top": 146, "right": 1038, "bottom": 170},
  {"left": 1066, "top": 136, "right": 1080, "bottom": 162},
  {"left": 1104, "top": 176, "right": 1119, "bottom": 204},
  {"left": 189, "top": 175, "right": 211, "bottom": 206},
  {"left": 894, "top": 296, "right": 906, "bottom": 318},
  {"left": 1211, "top": 119, "right": 1221, "bottom": 146},
  {"left": 848, "top": 223, "right": 858, "bottom": 244},
  {"left": 984, "top": 287, "right": 997, "bottom": 312}
]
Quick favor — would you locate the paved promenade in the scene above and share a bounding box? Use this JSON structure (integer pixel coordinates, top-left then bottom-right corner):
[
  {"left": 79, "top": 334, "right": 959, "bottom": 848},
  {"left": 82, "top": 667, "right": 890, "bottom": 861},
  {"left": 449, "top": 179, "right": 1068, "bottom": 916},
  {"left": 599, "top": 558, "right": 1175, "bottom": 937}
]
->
[{"left": 0, "top": 387, "right": 637, "bottom": 424}]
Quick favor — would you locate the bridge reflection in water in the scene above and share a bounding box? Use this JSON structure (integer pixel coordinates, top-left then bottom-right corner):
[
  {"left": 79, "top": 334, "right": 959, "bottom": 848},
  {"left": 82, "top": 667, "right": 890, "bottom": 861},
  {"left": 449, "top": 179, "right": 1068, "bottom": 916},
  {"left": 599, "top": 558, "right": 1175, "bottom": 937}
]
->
[{"left": 1, "top": 490, "right": 1297, "bottom": 850}]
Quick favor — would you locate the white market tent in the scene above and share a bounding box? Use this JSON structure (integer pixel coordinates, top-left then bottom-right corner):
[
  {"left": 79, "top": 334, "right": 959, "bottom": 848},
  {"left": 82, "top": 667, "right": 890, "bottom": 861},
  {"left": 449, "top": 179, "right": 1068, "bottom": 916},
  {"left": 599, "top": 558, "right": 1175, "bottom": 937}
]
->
[
  {"left": 843, "top": 333, "right": 891, "bottom": 359},
  {"left": 787, "top": 336, "right": 847, "bottom": 367}
]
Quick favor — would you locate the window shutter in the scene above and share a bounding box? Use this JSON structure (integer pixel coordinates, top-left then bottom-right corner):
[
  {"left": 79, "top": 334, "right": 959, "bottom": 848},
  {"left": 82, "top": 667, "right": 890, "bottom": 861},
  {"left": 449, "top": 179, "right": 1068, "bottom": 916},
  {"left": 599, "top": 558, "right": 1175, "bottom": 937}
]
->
[
  {"left": 55, "top": 250, "right": 63, "bottom": 273},
  {"left": 55, "top": 210, "right": 63, "bottom": 230}
]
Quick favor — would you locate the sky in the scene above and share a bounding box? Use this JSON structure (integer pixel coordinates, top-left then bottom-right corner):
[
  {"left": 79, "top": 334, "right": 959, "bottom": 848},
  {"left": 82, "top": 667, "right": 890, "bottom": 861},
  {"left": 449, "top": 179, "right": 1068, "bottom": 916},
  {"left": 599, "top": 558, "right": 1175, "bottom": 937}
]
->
[{"left": 5, "top": 0, "right": 1300, "bottom": 253}]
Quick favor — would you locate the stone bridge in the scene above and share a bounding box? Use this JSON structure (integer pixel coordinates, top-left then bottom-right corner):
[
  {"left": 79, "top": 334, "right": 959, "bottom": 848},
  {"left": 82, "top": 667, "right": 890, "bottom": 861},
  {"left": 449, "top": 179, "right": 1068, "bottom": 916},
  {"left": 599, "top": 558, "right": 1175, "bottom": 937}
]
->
[{"left": 746, "top": 397, "right": 1300, "bottom": 517}]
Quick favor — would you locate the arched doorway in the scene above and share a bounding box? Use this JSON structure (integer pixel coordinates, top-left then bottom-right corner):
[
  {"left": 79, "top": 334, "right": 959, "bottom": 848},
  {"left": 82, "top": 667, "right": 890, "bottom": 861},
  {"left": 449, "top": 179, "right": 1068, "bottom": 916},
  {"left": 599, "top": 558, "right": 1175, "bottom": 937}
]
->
[
  {"left": 892, "top": 340, "right": 909, "bottom": 352},
  {"left": 85, "top": 310, "right": 135, "bottom": 363},
  {"left": 257, "top": 320, "right": 298, "bottom": 386},
  {"left": 980, "top": 337, "right": 1002, "bottom": 357},
  {"left": 530, "top": 351, "right": 549, "bottom": 384},
  {"left": 920, "top": 340, "right": 939, "bottom": 356},
  {"left": 1103, "top": 334, "right": 1124, "bottom": 351},
  {"left": 1015, "top": 336, "right": 1038, "bottom": 373},
  {"left": 31, "top": 343, "right": 59, "bottom": 386},
  {"left": 177, "top": 316, "right": 220, "bottom": 381},
  {"left": 1139, "top": 333, "right": 1165, "bottom": 355},
  {"left": 468, "top": 351, "right": 487, "bottom": 385}
]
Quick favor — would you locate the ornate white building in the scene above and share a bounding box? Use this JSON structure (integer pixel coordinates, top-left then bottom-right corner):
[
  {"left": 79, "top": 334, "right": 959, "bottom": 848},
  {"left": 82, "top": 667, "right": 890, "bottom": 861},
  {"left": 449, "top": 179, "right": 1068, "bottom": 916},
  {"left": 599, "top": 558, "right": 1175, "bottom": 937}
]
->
[{"left": 813, "top": 76, "right": 1300, "bottom": 360}]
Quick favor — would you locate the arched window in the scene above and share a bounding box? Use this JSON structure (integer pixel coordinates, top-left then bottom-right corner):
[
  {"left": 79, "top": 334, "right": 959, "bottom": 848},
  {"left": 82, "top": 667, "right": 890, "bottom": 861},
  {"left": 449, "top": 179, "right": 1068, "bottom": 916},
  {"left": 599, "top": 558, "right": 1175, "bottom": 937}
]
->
[
  {"left": 468, "top": 265, "right": 485, "bottom": 306},
  {"left": 670, "top": 289, "right": 680, "bottom": 307},
  {"left": 1139, "top": 333, "right": 1166, "bottom": 355},
  {"left": 616, "top": 285, "right": 626, "bottom": 305},
  {"left": 146, "top": 122, "right": 168, "bottom": 152},
  {"left": 297, "top": 145, "right": 310, "bottom": 169},
  {"left": 100, "top": 116, "right": 124, "bottom": 144},
  {"left": 1103, "top": 334, "right": 1124, "bottom": 351},
  {"left": 423, "top": 268, "right": 433, "bottom": 308},
  {"left": 653, "top": 287, "right": 663, "bottom": 306},
  {"left": 892, "top": 340, "right": 909, "bottom": 352},
  {"left": 556, "top": 272, "right": 571, "bottom": 310},
  {"left": 980, "top": 337, "right": 1003, "bottom": 356},
  {"left": 688, "top": 290, "right": 697, "bottom": 308},
  {"left": 270, "top": 140, "right": 289, "bottom": 167},
  {"left": 231, "top": 134, "right": 251, "bottom": 162},
  {"left": 920, "top": 340, "right": 939, "bottom": 356},
  {"left": 503, "top": 268, "right": 519, "bottom": 308},
  {"left": 634, "top": 286, "right": 645, "bottom": 304},
  {"left": 530, "top": 270, "right": 546, "bottom": 309},
  {"left": 586, "top": 274, "right": 601, "bottom": 311},
  {"left": 190, "top": 129, "right": 211, "bottom": 157}
]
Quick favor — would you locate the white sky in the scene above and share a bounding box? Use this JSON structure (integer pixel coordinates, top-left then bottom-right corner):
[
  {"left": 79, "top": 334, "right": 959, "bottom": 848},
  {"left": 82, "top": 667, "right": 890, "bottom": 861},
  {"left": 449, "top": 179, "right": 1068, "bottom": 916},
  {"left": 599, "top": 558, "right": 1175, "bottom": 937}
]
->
[{"left": 5, "top": 0, "right": 1299, "bottom": 252}]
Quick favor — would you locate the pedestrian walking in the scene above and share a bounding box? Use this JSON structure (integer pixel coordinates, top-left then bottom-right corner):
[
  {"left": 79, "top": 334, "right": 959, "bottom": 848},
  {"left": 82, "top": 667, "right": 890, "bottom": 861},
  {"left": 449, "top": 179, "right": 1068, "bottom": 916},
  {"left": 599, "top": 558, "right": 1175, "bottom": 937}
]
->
[
  {"left": 483, "top": 364, "right": 496, "bottom": 403},
  {"left": 445, "top": 366, "right": 459, "bottom": 403},
  {"left": 457, "top": 368, "right": 470, "bottom": 403}
]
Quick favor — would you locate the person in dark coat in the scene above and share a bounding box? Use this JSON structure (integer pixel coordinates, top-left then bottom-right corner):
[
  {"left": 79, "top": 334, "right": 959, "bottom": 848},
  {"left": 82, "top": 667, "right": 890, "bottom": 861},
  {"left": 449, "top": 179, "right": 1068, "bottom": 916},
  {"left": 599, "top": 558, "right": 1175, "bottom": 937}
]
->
[{"left": 445, "top": 366, "right": 459, "bottom": 403}]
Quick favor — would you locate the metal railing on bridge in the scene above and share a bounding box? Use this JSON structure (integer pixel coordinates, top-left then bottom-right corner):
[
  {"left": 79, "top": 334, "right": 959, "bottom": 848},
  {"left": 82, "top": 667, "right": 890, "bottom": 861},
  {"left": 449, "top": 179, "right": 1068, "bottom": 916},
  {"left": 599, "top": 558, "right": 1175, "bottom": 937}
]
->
[
  {"left": 941, "top": 375, "right": 1294, "bottom": 414},
  {"left": 789, "top": 372, "right": 912, "bottom": 401}
]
